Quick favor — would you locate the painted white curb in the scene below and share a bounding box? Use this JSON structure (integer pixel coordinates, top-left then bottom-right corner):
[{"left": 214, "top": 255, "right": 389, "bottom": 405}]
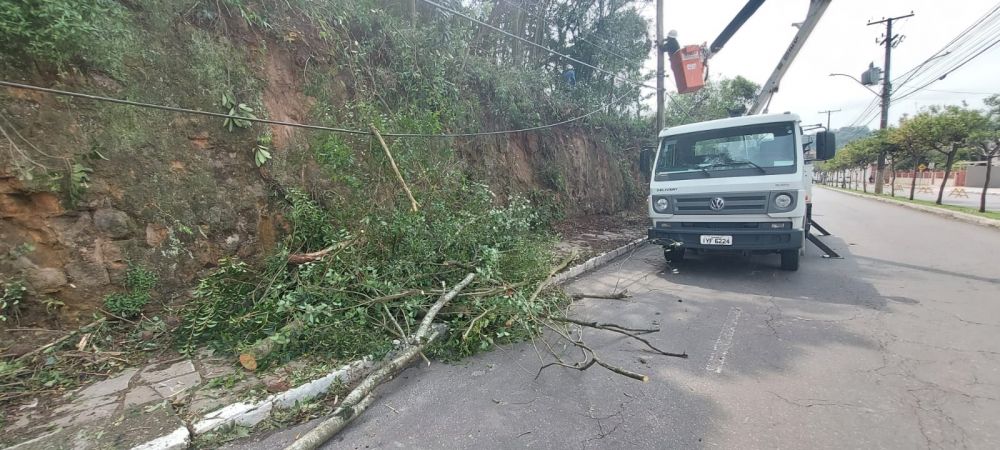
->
[
  {"left": 820, "top": 186, "right": 1000, "bottom": 230},
  {"left": 551, "top": 237, "right": 649, "bottom": 285},
  {"left": 190, "top": 358, "right": 374, "bottom": 435},
  {"left": 130, "top": 427, "right": 190, "bottom": 450}
]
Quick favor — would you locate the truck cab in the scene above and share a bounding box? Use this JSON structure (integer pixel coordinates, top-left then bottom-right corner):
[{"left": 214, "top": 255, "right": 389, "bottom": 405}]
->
[{"left": 645, "top": 113, "right": 832, "bottom": 271}]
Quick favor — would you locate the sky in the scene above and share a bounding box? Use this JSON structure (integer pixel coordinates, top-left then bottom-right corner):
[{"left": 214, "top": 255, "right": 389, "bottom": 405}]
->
[{"left": 638, "top": 0, "right": 1000, "bottom": 130}]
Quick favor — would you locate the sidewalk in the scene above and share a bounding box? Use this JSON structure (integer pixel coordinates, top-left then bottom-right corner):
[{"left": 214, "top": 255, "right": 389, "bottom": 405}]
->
[
  {"left": 819, "top": 185, "right": 1000, "bottom": 230},
  {"left": 2, "top": 349, "right": 370, "bottom": 450},
  {"left": 5, "top": 353, "right": 258, "bottom": 449}
]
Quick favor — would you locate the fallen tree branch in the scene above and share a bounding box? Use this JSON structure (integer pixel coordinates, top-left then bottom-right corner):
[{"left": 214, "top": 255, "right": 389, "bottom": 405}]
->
[
  {"left": 570, "top": 290, "right": 630, "bottom": 301},
  {"left": 527, "top": 252, "right": 577, "bottom": 305},
  {"left": 549, "top": 317, "right": 687, "bottom": 358},
  {"left": 16, "top": 318, "right": 107, "bottom": 363},
  {"left": 546, "top": 316, "right": 658, "bottom": 335},
  {"left": 461, "top": 306, "right": 495, "bottom": 341},
  {"left": 284, "top": 273, "right": 476, "bottom": 450},
  {"left": 287, "top": 239, "right": 355, "bottom": 265},
  {"left": 369, "top": 124, "right": 419, "bottom": 213},
  {"left": 534, "top": 336, "right": 647, "bottom": 382},
  {"left": 286, "top": 245, "right": 336, "bottom": 265}
]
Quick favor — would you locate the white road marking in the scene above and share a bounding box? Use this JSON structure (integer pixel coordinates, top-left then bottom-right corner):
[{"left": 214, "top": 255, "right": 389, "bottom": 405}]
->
[{"left": 706, "top": 307, "right": 742, "bottom": 374}]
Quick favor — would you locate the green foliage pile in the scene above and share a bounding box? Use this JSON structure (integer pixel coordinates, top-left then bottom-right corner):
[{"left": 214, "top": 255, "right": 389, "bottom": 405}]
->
[
  {"left": 103, "top": 266, "right": 158, "bottom": 318},
  {"left": 179, "top": 182, "right": 562, "bottom": 366}
]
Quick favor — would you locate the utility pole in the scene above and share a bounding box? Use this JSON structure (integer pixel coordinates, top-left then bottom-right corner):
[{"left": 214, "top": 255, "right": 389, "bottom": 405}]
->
[
  {"left": 868, "top": 12, "right": 913, "bottom": 194},
  {"left": 818, "top": 109, "right": 841, "bottom": 129},
  {"left": 656, "top": 0, "right": 664, "bottom": 133}
]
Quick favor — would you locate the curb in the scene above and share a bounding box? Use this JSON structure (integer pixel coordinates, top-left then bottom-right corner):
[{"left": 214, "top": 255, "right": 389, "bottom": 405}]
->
[
  {"left": 551, "top": 237, "right": 649, "bottom": 285},
  {"left": 820, "top": 186, "right": 1000, "bottom": 230},
  {"left": 131, "top": 359, "right": 375, "bottom": 449},
  {"left": 131, "top": 239, "right": 649, "bottom": 449}
]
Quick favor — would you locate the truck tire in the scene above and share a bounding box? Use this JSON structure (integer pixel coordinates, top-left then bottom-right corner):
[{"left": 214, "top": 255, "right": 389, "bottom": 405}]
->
[
  {"left": 780, "top": 250, "right": 799, "bottom": 271},
  {"left": 664, "top": 247, "right": 684, "bottom": 263}
]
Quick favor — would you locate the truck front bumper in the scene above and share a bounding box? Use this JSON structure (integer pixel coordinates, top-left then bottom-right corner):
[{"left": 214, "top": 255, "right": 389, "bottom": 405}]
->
[{"left": 648, "top": 224, "right": 803, "bottom": 251}]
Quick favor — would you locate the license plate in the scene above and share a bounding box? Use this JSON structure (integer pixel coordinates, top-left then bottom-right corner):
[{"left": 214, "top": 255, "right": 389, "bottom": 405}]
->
[{"left": 700, "top": 235, "right": 733, "bottom": 246}]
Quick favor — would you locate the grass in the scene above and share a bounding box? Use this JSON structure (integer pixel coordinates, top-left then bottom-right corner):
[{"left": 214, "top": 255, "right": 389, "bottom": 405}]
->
[{"left": 821, "top": 185, "right": 1000, "bottom": 221}]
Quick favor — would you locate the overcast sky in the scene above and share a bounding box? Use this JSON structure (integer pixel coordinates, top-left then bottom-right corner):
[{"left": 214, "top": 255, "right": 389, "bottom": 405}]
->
[{"left": 638, "top": 0, "right": 1000, "bottom": 130}]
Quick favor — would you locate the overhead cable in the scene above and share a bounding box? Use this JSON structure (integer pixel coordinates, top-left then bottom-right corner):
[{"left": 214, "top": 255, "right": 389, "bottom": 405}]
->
[{"left": 0, "top": 80, "right": 635, "bottom": 138}]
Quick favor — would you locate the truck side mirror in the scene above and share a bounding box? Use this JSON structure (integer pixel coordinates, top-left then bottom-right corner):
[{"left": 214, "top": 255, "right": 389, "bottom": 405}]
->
[
  {"left": 640, "top": 146, "right": 656, "bottom": 181},
  {"left": 815, "top": 131, "right": 836, "bottom": 161}
]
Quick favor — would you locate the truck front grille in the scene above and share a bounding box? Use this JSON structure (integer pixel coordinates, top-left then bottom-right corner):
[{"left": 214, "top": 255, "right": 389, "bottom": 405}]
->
[{"left": 672, "top": 193, "right": 768, "bottom": 215}]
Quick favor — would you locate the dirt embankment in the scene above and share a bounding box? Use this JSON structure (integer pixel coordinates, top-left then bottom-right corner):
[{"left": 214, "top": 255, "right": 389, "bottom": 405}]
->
[{"left": 0, "top": 25, "right": 646, "bottom": 334}]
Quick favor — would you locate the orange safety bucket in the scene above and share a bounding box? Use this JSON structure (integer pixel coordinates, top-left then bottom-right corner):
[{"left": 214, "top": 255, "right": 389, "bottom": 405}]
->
[{"left": 670, "top": 45, "right": 705, "bottom": 94}]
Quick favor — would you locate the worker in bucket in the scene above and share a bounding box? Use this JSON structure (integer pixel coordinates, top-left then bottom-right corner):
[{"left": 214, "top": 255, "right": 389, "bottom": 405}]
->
[{"left": 664, "top": 29, "right": 680, "bottom": 55}]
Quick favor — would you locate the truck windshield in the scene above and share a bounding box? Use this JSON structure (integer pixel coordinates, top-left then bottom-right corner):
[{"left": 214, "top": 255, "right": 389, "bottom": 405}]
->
[{"left": 655, "top": 122, "right": 797, "bottom": 180}]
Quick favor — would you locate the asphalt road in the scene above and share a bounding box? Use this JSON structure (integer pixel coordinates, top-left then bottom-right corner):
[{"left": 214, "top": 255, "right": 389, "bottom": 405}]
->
[{"left": 229, "top": 188, "right": 1000, "bottom": 449}]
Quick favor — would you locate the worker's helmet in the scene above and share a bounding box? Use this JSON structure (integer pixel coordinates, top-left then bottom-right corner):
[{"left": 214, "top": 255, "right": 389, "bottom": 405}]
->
[{"left": 667, "top": 30, "right": 678, "bottom": 38}]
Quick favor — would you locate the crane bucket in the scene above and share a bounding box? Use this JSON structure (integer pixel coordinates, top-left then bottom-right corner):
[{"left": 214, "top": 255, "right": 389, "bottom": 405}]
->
[{"left": 670, "top": 45, "right": 706, "bottom": 93}]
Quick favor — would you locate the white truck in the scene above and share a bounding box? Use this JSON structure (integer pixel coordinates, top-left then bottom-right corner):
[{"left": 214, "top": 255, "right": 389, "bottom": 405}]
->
[
  {"left": 645, "top": 114, "right": 835, "bottom": 270},
  {"left": 646, "top": 0, "right": 836, "bottom": 270}
]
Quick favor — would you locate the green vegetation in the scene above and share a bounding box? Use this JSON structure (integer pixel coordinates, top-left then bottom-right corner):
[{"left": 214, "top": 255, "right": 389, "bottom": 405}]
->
[
  {"left": 818, "top": 97, "right": 999, "bottom": 212},
  {"left": 0, "top": 0, "right": 131, "bottom": 69},
  {"left": 103, "top": 266, "right": 158, "bottom": 318},
  {"left": 179, "top": 181, "right": 560, "bottom": 366},
  {"left": 0, "top": 0, "right": 658, "bottom": 391},
  {"left": 0, "top": 279, "right": 26, "bottom": 322}
]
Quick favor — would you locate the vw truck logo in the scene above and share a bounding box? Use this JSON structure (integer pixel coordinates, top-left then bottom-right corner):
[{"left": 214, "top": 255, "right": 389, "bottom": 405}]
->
[{"left": 709, "top": 197, "right": 725, "bottom": 211}]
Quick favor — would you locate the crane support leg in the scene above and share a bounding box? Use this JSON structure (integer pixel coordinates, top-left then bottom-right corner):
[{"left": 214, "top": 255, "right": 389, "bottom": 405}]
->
[{"left": 805, "top": 203, "right": 841, "bottom": 258}]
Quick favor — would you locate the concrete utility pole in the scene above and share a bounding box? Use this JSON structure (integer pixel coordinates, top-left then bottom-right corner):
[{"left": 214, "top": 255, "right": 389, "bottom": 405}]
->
[
  {"left": 818, "top": 109, "right": 841, "bottom": 129},
  {"left": 656, "top": 0, "right": 664, "bottom": 134},
  {"left": 868, "top": 12, "right": 914, "bottom": 194}
]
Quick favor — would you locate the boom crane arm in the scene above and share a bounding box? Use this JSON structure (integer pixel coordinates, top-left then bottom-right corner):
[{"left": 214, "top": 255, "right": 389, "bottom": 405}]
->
[{"left": 747, "top": 0, "right": 832, "bottom": 114}]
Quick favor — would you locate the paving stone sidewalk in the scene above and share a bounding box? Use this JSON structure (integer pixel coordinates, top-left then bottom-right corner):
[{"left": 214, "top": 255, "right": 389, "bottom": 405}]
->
[{"left": 4, "top": 352, "right": 262, "bottom": 450}]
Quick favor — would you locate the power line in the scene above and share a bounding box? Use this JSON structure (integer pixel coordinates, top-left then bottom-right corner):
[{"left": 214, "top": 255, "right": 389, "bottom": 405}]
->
[
  {"left": 418, "top": 0, "right": 654, "bottom": 90},
  {"left": 0, "top": 80, "right": 636, "bottom": 138},
  {"left": 893, "top": 37, "right": 1000, "bottom": 102},
  {"left": 893, "top": 2, "right": 1000, "bottom": 90},
  {"left": 923, "top": 88, "right": 998, "bottom": 95},
  {"left": 893, "top": 5, "right": 1000, "bottom": 94}
]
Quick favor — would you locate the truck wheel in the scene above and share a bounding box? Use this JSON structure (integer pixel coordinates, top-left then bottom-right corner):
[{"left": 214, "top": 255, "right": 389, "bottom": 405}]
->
[
  {"left": 664, "top": 247, "right": 684, "bottom": 263},
  {"left": 780, "top": 250, "right": 799, "bottom": 271}
]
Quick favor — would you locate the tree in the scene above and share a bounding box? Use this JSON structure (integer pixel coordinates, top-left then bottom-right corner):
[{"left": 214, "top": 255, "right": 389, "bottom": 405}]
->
[
  {"left": 970, "top": 94, "right": 1000, "bottom": 212},
  {"left": 893, "top": 118, "right": 934, "bottom": 200},
  {"left": 663, "top": 76, "right": 760, "bottom": 125},
  {"left": 904, "top": 106, "right": 984, "bottom": 205}
]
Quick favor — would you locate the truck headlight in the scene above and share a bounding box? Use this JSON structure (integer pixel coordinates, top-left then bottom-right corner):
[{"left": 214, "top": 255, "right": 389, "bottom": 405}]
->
[
  {"left": 653, "top": 197, "right": 670, "bottom": 213},
  {"left": 774, "top": 193, "right": 793, "bottom": 209}
]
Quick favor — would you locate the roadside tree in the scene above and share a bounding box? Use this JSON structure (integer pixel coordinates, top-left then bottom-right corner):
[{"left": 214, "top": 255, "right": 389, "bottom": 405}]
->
[
  {"left": 889, "top": 121, "right": 933, "bottom": 200},
  {"left": 970, "top": 94, "right": 1000, "bottom": 212},
  {"left": 904, "top": 106, "right": 984, "bottom": 205}
]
